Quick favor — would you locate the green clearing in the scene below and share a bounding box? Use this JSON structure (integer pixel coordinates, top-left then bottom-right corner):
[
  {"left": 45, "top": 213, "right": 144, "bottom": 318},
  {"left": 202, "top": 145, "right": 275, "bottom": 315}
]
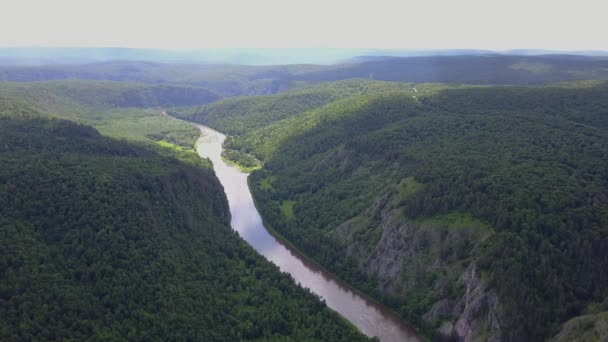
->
[
  {"left": 413, "top": 212, "right": 492, "bottom": 230},
  {"left": 157, "top": 140, "right": 184, "bottom": 150},
  {"left": 91, "top": 108, "right": 200, "bottom": 149},
  {"left": 259, "top": 175, "right": 276, "bottom": 191},
  {"left": 68, "top": 107, "right": 206, "bottom": 168},
  {"left": 398, "top": 176, "right": 424, "bottom": 199},
  {"left": 280, "top": 200, "right": 296, "bottom": 220}
]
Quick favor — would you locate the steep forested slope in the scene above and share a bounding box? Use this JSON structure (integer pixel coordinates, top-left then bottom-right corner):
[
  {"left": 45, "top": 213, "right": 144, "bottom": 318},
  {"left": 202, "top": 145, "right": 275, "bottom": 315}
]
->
[
  {"left": 171, "top": 80, "right": 416, "bottom": 164},
  {"left": 183, "top": 80, "right": 608, "bottom": 340},
  {"left": 170, "top": 79, "right": 414, "bottom": 135},
  {"left": 0, "top": 80, "right": 223, "bottom": 163},
  {"left": 0, "top": 114, "right": 368, "bottom": 341},
  {"left": 0, "top": 80, "right": 219, "bottom": 116},
  {"left": 170, "top": 80, "right": 412, "bottom": 135}
]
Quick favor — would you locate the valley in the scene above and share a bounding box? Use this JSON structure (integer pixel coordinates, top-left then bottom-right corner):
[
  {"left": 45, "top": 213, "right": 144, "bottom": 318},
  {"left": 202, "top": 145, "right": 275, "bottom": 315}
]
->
[
  {"left": 0, "top": 86, "right": 370, "bottom": 341},
  {"left": 177, "top": 77, "right": 608, "bottom": 340},
  {"left": 195, "top": 124, "right": 421, "bottom": 341},
  {"left": 1, "top": 53, "right": 608, "bottom": 341}
]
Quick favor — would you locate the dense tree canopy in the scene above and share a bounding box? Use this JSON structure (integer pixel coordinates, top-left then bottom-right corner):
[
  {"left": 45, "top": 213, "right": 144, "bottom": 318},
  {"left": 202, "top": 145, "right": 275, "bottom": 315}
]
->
[
  {"left": 0, "top": 114, "right": 368, "bottom": 341},
  {"left": 3, "top": 55, "right": 608, "bottom": 97},
  {"left": 4, "top": 55, "right": 608, "bottom": 340},
  {"left": 183, "top": 79, "right": 608, "bottom": 340}
]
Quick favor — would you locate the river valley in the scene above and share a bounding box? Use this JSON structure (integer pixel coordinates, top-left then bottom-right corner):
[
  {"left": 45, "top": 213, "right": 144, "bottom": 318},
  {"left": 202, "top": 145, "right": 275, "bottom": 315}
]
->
[{"left": 196, "top": 124, "right": 421, "bottom": 342}]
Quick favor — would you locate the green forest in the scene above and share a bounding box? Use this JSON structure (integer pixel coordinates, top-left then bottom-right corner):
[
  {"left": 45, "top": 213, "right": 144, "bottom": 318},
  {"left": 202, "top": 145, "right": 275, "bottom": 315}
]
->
[
  {"left": 221, "top": 146, "right": 262, "bottom": 172},
  {"left": 3, "top": 53, "right": 608, "bottom": 341},
  {"left": 3, "top": 55, "right": 608, "bottom": 95},
  {"left": 181, "top": 79, "right": 608, "bottom": 340},
  {"left": 0, "top": 95, "right": 368, "bottom": 339}
]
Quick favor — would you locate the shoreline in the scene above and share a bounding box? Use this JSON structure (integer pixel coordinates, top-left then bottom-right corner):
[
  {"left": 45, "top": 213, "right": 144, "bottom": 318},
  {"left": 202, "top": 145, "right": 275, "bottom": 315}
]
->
[
  {"left": 191, "top": 120, "right": 424, "bottom": 341},
  {"left": 247, "top": 176, "right": 428, "bottom": 341}
]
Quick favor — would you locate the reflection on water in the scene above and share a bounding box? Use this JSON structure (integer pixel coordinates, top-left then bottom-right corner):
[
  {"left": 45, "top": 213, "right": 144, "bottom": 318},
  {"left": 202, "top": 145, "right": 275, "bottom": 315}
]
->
[{"left": 197, "top": 125, "right": 421, "bottom": 342}]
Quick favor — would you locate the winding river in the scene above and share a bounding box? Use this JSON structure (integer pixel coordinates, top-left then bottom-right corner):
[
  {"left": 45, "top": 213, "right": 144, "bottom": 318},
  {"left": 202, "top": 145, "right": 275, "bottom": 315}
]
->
[{"left": 196, "top": 125, "right": 421, "bottom": 342}]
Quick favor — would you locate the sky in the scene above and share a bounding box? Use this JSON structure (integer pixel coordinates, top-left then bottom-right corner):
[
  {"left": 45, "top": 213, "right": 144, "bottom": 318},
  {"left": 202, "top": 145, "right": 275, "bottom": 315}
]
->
[{"left": 1, "top": 0, "right": 606, "bottom": 50}]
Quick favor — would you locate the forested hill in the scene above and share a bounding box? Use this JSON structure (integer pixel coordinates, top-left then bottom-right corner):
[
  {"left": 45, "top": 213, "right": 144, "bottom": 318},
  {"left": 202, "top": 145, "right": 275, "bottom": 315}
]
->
[
  {"left": 0, "top": 114, "right": 368, "bottom": 341},
  {"left": 0, "top": 80, "right": 222, "bottom": 156},
  {"left": 0, "top": 54, "right": 608, "bottom": 97},
  {"left": 0, "top": 62, "right": 299, "bottom": 97},
  {"left": 287, "top": 55, "right": 608, "bottom": 85},
  {"left": 181, "top": 79, "right": 608, "bottom": 340},
  {"left": 170, "top": 79, "right": 414, "bottom": 136},
  {"left": 2, "top": 55, "right": 608, "bottom": 98},
  {"left": 0, "top": 80, "right": 220, "bottom": 114}
]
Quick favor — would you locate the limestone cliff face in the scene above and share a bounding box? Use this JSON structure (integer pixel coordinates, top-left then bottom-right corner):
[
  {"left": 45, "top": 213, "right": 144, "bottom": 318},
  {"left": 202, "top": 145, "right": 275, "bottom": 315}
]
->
[
  {"left": 453, "top": 265, "right": 504, "bottom": 341},
  {"left": 332, "top": 187, "right": 505, "bottom": 341}
]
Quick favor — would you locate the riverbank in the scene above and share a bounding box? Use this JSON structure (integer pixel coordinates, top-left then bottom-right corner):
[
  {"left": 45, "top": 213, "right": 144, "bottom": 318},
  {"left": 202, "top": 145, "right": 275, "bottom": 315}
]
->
[
  {"left": 222, "top": 156, "right": 262, "bottom": 173},
  {"left": 248, "top": 176, "right": 429, "bottom": 341},
  {"left": 193, "top": 123, "right": 421, "bottom": 342}
]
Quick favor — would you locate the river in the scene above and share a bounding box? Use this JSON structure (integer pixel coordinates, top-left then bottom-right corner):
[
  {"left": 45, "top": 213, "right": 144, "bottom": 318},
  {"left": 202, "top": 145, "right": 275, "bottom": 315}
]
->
[{"left": 196, "top": 125, "right": 421, "bottom": 342}]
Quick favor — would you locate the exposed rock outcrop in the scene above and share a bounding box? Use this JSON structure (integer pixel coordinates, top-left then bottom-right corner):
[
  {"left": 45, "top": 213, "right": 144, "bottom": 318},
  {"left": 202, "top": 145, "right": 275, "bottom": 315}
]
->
[
  {"left": 332, "top": 184, "right": 505, "bottom": 341},
  {"left": 453, "top": 264, "right": 503, "bottom": 342}
]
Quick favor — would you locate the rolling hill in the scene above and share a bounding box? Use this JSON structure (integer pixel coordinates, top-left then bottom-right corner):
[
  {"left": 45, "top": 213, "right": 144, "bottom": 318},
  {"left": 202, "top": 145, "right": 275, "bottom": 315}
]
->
[
  {"left": 178, "top": 79, "right": 608, "bottom": 340},
  {"left": 0, "top": 85, "right": 368, "bottom": 340},
  {"left": 2, "top": 55, "right": 608, "bottom": 99},
  {"left": 0, "top": 79, "right": 222, "bottom": 158},
  {"left": 3, "top": 56, "right": 608, "bottom": 341}
]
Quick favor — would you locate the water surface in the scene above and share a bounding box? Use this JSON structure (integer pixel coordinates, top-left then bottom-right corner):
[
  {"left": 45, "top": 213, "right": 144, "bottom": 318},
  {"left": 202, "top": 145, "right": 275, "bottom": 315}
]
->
[{"left": 196, "top": 125, "right": 421, "bottom": 342}]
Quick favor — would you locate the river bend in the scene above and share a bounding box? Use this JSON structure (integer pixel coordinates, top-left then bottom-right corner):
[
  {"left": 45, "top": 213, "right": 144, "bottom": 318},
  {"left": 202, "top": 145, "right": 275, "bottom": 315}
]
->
[{"left": 196, "top": 125, "right": 421, "bottom": 342}]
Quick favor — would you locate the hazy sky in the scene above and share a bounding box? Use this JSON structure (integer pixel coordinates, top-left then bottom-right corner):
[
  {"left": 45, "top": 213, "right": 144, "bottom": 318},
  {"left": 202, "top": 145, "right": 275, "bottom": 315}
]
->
[{"left": 1, "top": 0, "right": 606, "bottom": 50}]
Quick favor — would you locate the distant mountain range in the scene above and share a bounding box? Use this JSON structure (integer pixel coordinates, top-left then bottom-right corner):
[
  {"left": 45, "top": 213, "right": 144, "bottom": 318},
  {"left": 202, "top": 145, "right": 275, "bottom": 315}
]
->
[{"left": 1, "top": 47, "right": 607, "bottom": 66}]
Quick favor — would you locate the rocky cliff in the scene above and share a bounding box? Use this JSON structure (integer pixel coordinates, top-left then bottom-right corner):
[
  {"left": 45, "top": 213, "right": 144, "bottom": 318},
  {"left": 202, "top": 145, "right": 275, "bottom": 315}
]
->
[{"left": 332, "top": 182, "right": 507, "bottom": 341}]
